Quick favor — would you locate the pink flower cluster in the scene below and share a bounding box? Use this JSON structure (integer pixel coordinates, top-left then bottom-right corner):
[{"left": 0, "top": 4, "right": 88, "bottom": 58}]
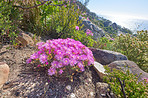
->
[
  {"left": 75, "top": 26, "right": 79, "bottom": 30},
  {"left": 26, "top": 38, "right": 94, "bottom": 76},
  {"left": 86, "top": 29, "right": 93, "bottom": 36}
]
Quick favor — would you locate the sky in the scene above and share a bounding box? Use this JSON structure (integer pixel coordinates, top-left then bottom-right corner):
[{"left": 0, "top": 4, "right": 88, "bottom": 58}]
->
[{"left": 87, "top": 0, "right": 148, "bottom": 20}]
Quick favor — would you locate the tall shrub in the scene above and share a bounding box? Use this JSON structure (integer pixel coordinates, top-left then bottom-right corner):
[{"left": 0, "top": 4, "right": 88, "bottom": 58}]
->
[{"left": 113, "top": 31, "right": 148, "bottom": 72}]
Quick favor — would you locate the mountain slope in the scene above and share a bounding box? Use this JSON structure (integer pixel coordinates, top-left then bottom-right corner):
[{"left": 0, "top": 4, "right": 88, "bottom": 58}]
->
[{"left": 77, "top": 1, "right": 133, "bottom": 37}]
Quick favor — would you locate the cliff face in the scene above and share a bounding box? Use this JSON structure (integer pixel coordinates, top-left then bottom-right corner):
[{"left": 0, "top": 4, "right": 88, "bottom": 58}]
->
[{"left": 77, "top": 1, "right": 133, "bottom": 38}]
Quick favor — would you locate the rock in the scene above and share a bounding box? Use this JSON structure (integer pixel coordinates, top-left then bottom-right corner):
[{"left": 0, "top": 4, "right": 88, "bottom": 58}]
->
[
  {"left": 0, "top": 62, "right": 9, "bottom": 89},
  {"left": 108, "top": 60, "right": 148, "bottom": 81},
  {"left": 70, "top": 93, "right": 76, "bottom": 98},
  {"left": 93, "top": 61, "right": 106, "bottom": 80},
  {"left": 111, "top": 23, "right": 118, "bottom": 30},
  {"left": 90, "top": 48, "right": 128, "bottom": 65},
  {"left": 90, "top": 92, "right": 94, "bottom": 96},
  {"left": 65, "top": 85, "right": 71, "bottom": 91},
  {"left": 20, "top": 33, "right": 34, "bottom": 46},
  {"left": 103, "top": 20, "right": 112, "bottom": 27},
  {"left": 79, "top": 16, "right": 105, "bottom": 40},
  {"left": 15, "top": 36, "right": 27, "bottom": 47},
  {"left": 96, "top": 82, "right": 109, "bottom": 98}
]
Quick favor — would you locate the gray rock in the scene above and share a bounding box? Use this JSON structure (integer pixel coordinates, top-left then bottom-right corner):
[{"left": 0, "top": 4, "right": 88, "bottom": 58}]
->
[
  {"left": 96, "top": 82, "right": 109, "bottom": 95},
  {"left": 79, "top": 16, "right": 105, "bottom": 40},
  {"left": 108, "top": 60, "right": 148, "bottom": 81},
  {"left": 70, "top": 93, "right": 76, "bottom": 98},
  {"left": 89, "top": 48, "right": 128, "bottom": 65},
  {"left": 65, "top": 85, "right": 71, "bottom": 91},
  {"left": 111, "top": 23, "right": 118, "bottom": 30}
]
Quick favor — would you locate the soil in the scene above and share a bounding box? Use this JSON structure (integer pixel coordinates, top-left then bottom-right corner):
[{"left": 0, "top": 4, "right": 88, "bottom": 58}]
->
[{"left": 0, "top": 45, "right": 103, "bottom": 98}]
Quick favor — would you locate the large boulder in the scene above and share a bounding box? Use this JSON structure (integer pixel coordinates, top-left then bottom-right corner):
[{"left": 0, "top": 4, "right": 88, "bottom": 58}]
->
[
  {"left": 0, "top": 62, "right": 9, "bottom": 89},
  {"left": 108, "top": 60, "right": 148, "bottom": 81},
  {"left": 90, "top": 48, "right": 128, "bottom": 65}
]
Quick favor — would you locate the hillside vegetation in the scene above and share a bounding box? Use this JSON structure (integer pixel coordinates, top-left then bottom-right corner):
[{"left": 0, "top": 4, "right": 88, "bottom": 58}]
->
[{"left": 0, "top": 0, "right": 147, "bottom": 97}]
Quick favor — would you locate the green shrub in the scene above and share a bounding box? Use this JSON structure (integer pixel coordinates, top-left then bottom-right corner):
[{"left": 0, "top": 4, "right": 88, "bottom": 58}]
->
[
  {"left": 103, "top": 66, "right": 148, "bottom": 98},
  {"left": 0, "top": 0, "right": 23, "bottom": 44},
  {"left": 37, "top": 0, "right": 80, "bottom": 37},
  {"left": 113, "top": 32, "right": 148, "bottom": 72},
  {"left": 93, "top": 36, "right": 114, "bottom": 50},
  {"left": 73, "top": 30, "right": 96, "bottom": 47}
]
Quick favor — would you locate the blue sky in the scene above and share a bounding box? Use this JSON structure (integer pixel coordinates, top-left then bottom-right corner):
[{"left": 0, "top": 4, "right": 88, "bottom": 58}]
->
[{"left": 87, "top": 0, "right": 148, "bottom": 20}]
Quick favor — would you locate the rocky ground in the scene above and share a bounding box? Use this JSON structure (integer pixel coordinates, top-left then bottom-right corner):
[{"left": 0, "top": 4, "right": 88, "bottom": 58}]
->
[{"left": 0, "top": 45, "right": 105, "bottom": 98}]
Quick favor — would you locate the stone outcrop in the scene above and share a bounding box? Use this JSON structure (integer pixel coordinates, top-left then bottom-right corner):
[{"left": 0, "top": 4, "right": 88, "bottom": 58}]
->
[
  {"left": 108, "top": 60, "right": 148, "bottom": 81},
  {"left": 111, "top": 23, "right": 118, "bottom": 30},
  {"left": 0, "top": 62, "right": 9, "bottom": 89},
  {"left": 79, "top": 16, "right": 105, "bottom": 40},
  {"left": 90, "top": 48, "right": 128, "bottom": 65}
]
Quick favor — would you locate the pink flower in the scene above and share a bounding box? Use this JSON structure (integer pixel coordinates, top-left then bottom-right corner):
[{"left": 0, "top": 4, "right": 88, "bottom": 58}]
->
[
  {"left": 58, "top": 61, "right": 63, "bottom": 68},
  {"left": 30, "top": 53, "right": 39, "bottom": 59},
  {"left": 46, "top": 62, "right": 49, "bottom": 65},
  {"left": 48, "top": 68, "right": 56, "bottom": 76},
  {"left": 51, "top": 61, "right": 59, "bottom": 68},
  {"left": 86, "top": 29, "right": 93, "bottom": 36},
  {"left": 77, "top": 62, "right": 84, "bottom": 68},
  {"left": 36, "top": 42, "right": 44, "bottom": 46},
  {"left": 55, "top": 55, "right": 63, "bottom": 61},
  {"left": 69, "top": 59, "right": 77, "bottom": 66},
  {"left": 88, "top": 57, "right": 94, "bottom": 65},
  {"left": 87, "top": 17, "right": 90, "bottom": 21},
  {"left": 37, "top": 64, "right": 41, "bottom": 67},
  {"left": 79, "top": 55, "right": 87, "bottom": 60},
  {"left": 26, "top": 58, "right": 31, "bottom": 64},
  {"left": 28, "top": 38, "right": 95, "bottom": 76},
  {"left": 75, "top": 26, "right": 79, "bottom": 30},
  {"left": 39, "top": 54, "right": 48, "bottom": 64},
  {"left": 59, "top": 69, "right": 64, "bottom": 74},
  {"left": 56, "top": 50, "right": 63, "bottom": 55},
  {"left": 62, "top": 58, "right": 69, "bottom": 66},
  {"left": 80, "top": 67, "right": 85, "bottom": 71},
  {"left": 37, "top": 51, "right": 42, "bottom": 55},
  {"left": 44, "top": 43, "right": 51, "bottom": 50}
]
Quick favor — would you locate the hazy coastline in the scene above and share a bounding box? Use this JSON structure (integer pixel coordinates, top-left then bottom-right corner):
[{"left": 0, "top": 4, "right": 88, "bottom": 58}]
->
[{"left": 99, "top": 14, "right": 148, "bottom": 32}]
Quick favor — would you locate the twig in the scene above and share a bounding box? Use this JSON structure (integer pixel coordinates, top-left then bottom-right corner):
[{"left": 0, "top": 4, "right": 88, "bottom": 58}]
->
[{"left": 117, "top": 77, "right": 127, "bottom": 98}]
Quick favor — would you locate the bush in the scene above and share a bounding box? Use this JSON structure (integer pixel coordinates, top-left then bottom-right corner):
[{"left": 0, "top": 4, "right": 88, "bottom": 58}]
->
[
  {"left": 0, "top": 0, "right": 22, "bottom": 44},
  {"left": 38, "top": 0, "right": 82, "bottom": 38},
  {"left": 26, "top": 38, "right": 94, "bottom": 78},
  {"left": 103, "top": 66, "right": 148, "bottom": 98},
  {"left": 93, "top": 36, "right": 114, "bottom": 50},
  {"left": 113, "top": 32, "right": 148, "bottom": 72}
]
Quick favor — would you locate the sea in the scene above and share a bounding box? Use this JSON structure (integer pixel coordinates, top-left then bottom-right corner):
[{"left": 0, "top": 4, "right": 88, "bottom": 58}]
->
[{"left": 98, "top": 14, "right": 148, "bottom": 33}]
